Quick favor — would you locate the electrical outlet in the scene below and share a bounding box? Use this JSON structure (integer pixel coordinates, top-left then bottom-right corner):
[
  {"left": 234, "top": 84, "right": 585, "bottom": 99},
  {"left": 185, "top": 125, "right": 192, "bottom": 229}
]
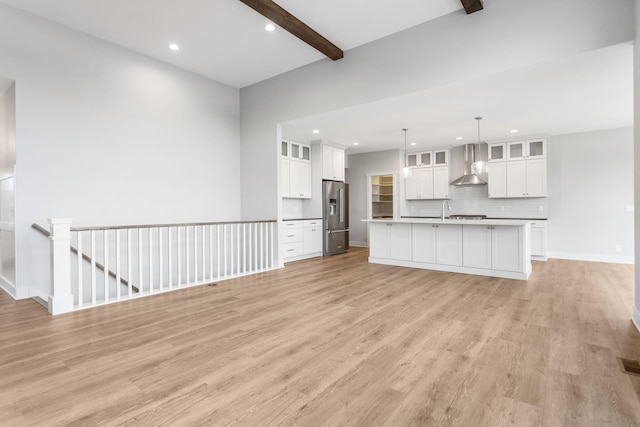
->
[
  {"left": 627, "top": 205, "right": 634, "bottom": 213},
  {"left": 538, "top": 205, "right": 544, "bottom": 213},
  {"left": 615, "top": 245, "right": 622, "bottom": 253}
]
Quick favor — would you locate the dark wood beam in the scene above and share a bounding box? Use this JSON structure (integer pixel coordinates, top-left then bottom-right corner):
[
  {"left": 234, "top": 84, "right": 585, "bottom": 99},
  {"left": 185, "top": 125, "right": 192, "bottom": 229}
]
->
[
  {"left": 239, "top": 0, "right": 343, "bottom": 60},
  {"left": 460, "top": 0, "right": 484, "bottom": 14}
]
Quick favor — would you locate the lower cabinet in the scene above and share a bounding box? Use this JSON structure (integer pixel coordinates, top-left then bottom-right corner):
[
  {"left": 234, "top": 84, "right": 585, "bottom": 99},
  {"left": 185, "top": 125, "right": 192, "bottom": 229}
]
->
[
  {"left": 411, "top": 224, "right": 463, "bottom": 266},
  {"left": 462, "top": 225, "right": 523, "bottom": 272},
  {"left": 369, "top": 222, "right": 412, "bottom": 261},
  {"left": 283, "top": 220, "right": 323, "bottom": 262},
  {"left": 530, "top": 220, "right": 548, "bottom": 260}
]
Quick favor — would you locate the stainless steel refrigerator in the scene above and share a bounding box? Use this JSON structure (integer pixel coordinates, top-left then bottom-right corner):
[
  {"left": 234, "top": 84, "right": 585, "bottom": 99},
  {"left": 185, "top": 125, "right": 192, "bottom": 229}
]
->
[{"left": 323, "top": 180, "right": 349, "bottom": 256}]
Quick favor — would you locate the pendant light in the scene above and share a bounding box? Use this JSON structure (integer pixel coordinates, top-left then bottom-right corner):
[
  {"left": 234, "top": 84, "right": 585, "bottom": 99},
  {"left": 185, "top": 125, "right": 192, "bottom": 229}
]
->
[
  {"left": 471, "top": 116, "right": 487, "bottom": 175},
  {"left": 402, "top": 128, "right": 412, "bottom": 178}
]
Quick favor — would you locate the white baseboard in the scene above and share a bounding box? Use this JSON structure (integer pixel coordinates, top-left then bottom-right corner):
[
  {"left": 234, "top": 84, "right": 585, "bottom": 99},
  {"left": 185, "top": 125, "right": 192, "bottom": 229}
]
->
[
  {"left": 548, "top": 251, "right": 634, "bottom": 265},
  {"left": 0, "top": 277, "right": 16, "bottom": 299},
  {"left": 349, "top": 241, "right": 368, "bottom": 248},
  {"left": 633, "top": 305, "right": 640, "bottom": 334}
]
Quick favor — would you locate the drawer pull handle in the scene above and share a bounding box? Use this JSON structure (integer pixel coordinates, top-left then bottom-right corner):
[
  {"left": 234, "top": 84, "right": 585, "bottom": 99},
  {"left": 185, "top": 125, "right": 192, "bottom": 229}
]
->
[
  {"left": 287, "top": 235, "right": 294, "bottom": 237},
  {"left": 287, "top": 249, "right": 295, "bottom": 252}
]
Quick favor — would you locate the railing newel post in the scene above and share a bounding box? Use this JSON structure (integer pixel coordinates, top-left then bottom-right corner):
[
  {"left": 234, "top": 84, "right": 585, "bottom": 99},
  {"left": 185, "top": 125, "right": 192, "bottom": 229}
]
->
[{"left": 48, "top": 218, "right": 74, "bottom": 315}]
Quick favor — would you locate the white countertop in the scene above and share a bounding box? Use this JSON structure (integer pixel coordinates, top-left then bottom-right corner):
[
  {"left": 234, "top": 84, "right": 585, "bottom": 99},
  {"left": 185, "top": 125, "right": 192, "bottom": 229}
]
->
[{"left": 362, "top": 218, "right": 536, "bottom": 226}]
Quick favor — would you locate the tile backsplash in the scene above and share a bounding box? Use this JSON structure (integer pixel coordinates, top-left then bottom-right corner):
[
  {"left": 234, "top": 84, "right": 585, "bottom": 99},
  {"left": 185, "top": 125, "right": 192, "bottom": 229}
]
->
[{"left": 402, "top": 185, "right": 548, "bottom": 218}]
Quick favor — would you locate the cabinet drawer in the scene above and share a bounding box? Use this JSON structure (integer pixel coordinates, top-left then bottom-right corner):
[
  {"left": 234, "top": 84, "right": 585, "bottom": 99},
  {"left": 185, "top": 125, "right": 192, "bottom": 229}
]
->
[
  {"left": 282, "top": 229, "right": 303, "bottom": 243},
  {"left": 283, "top": 242, "right": 304, "bottom": 258},
  {"left": 283, "top": 221, "right": 304, "bottom": 229},
  {"left": 303, "top": 219, "right": 322, "bottom": 228}
]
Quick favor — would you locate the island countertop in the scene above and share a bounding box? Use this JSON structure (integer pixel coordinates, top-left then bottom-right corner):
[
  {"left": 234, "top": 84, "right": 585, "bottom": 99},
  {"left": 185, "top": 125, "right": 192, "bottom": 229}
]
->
[{"left": 362, "top": 217, "right": 536, "bottom": 226}]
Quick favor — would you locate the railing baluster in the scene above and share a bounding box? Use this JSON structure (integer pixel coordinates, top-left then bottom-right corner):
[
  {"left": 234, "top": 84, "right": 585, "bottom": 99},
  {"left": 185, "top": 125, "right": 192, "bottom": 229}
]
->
[
  {"left": 209, "top": 225, "right": 214, "bottom": 281},
  {"left": 223, "top": 224, "right": 228, "bottom": 278},
  {"left": 186, "top": 226, "right": 190, "bottom": 284},
  {"left": 230, "top": 224, "right": 234, "bottom": 277},
  {"left": 77, "top": 231, "right": 83, "bottom": 308},
  {"left": 159, "top": 227, "right": 163, "bottom": 290},
  {"left": 138, "top": 228, "right": 143, "bottom": 294},
  {"left": 149, "top": 227, "right": 153, "bottom": 293},
  {"left": 177, "top": 226, "right": 182, "bottom": 287},
  {"left": 91, "top": 230, "right": 96, "bottom": 305},
  {"left": 168, "top": 227, "right": 173, "bottom": 289},
  {"left": 249, "top": 223, "right": 253, "bottom": 273},
  {"left": 116, "top": 230, "right": 121, "bottom": 300},
  {"left": 103, "top": 229, "right": 109, "bottom": 303},
  {"left": 242, "top": 224, "right": 247, "bottom": 274},
  {"left": 202, "top": 225, "right": 206, "bottom": 281},
  {"left": 127, "top": 229, "right": 132, "bottom": 297},
  {"left": 236, "top": 224, "right": 240, "bottom": 276},
  {"left": 216, "top": 224, "right": 221, "bottom": 280},
  {"left": 194, "top": 226, "right": 198, "bottom": 283}
]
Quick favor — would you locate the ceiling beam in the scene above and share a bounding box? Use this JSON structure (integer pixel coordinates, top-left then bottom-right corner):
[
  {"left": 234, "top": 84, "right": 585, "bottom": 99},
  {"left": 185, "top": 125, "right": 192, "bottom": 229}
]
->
[
  {"left": 460, "top": 0, "right": 484, "bottom": 14},
  {"left": 238, "top": 0, "right": 343, "bottom": 60}
]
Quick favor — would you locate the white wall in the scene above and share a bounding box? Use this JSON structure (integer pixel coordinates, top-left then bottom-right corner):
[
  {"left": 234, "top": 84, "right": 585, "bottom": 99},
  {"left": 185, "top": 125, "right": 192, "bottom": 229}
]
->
[
  {"left": 547, "top": 128, "right": 634, "bottom": 263},
  {"left": 0, "top": 4, "right": 242, "bottom": 299},
  {"left": 345, "top": 149, "right": 401, "bottom": 245},
  {"left": 240, "top": 0, "right": 635, "bottom": 225},
  {"left": 634, "top": 0, "right": 640, "bottom": 331}
]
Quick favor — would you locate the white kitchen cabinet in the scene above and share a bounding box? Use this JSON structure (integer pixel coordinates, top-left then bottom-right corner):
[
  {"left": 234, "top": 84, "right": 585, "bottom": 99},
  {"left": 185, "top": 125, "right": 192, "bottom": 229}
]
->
[
  {"left": 405, "top": 168, "right": 433, "bottom": 200},
  {"left": 369, "top": 222, "right": 411, "bottom": 261},
  {"left": 433, "top": 166, "right": 450, "bottom": 199},
  {"left": 435, "top": 224, "right": 463, "bottom": 266},
  {"left": 283, "top": 219, "right": 323, "bottom": 262},
  {"left": 530, "top": 220, "right": 548, "bottom": 261},
  {"left": 507, "top": 139, "right": 546, "bottom": 161},
  {"left": 463, "top": 225, "right": 492, "bottom": 269},
  {"left": 491, "top": 226, "right": 524, "bottom": 272},
  {"left": 488, "top": 143, "right": 506, "bottom": 162},
  {"left": 461, "top": 225, "right": 523, "bottom": 272},
  {"left": 407, "top": 151, "right": 431, "bottom": 167},
  {"left": 322, "top": 146, "right": 345, "bottom": 181},
  {"left": 433, "top": 149, "right": 449, "bottom": 166},
  {"left": 289, "top": 160, "right": 312, "bottom": 198},
  {"left": 487, "top": 162, "right": 507, "bottom": 198},
  {"left": 412, "top": 224, "right": 436, "bottom": 263},
  {"left": 281, "top": 159, "right": 290, "bottom": 197},
  {"left": 405, "top": 166, "right": 449, "bottom": 200},
  {"left": 289, "top": 141, "right": 311, "bottom": 162},
  {"left": 506, "top": 159, "right": 546, "bottom": 198}
]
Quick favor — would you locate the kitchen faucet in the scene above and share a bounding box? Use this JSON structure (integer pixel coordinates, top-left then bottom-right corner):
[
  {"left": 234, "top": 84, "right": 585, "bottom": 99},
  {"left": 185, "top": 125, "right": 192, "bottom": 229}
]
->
[{"left": 442, "top": 200, "right": 451, "bottom": 221}]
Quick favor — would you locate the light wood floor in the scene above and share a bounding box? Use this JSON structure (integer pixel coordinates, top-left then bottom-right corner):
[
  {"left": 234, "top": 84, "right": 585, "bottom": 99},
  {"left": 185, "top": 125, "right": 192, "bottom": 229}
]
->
[{"left": 1, "top": 248, "right": 639, "bottom": 426}]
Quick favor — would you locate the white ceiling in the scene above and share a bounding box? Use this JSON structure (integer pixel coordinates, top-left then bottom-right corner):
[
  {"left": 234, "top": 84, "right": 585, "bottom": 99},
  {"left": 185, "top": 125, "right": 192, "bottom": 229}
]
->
[
  {"left": 282, "top": 43, "right": 634, "bottom": 154},
  {"left": 0, "top": 0, "right": 463, "bottom": 88}
]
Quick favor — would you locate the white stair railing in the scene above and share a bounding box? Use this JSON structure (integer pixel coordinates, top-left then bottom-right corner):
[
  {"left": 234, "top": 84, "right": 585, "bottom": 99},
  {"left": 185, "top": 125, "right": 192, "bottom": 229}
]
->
[{"left": 47, "top": 218, "right": 277, "bottom": 315}]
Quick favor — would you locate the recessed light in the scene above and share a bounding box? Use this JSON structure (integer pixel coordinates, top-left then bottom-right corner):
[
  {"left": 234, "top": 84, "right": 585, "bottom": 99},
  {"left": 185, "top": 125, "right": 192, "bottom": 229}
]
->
[
  {"left": 169, "top": 43, "right": 180, "bottom": 51},
  {"left": 265, "top": 23, "right": 275, "bottom": 32},
  {"left": 510, "top": 129, "right": 519, "bottom": 133},
  {"left": 410, "top": 142, "right": 417, "bottom": 146},
  {"left": 456, "top": 136, "right": 463, "bottom": 140},
  {"left": 353, "top": 142, "right": 359, "bottom": 146},
  {"left": 312, "top": 129, "right": 319, "bottom": 134}
]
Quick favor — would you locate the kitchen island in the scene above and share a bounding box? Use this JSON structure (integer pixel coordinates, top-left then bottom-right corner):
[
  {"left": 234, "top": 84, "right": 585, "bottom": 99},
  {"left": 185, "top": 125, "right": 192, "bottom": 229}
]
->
[{"left": 364, "top": 218, "right": 532, "bottom": 280}]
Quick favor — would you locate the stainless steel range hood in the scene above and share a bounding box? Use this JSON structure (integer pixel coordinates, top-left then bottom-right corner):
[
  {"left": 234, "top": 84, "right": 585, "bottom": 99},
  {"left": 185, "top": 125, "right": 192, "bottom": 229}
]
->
[{"left": 450, "top": 144, "right": 487, "bottom": 186}]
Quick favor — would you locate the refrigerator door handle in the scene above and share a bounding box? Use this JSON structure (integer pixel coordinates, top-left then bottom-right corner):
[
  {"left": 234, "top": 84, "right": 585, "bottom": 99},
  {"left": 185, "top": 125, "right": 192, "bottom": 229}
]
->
[
  {"left": 338, "top": 188, "right": 344, "bottom": 223},
  {"left": 327, "top": 229, "right": 349, "bottom": 234}
]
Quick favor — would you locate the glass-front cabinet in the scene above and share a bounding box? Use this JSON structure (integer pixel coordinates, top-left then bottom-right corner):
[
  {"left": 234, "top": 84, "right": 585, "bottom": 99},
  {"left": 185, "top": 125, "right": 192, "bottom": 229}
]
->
[
  {"left": 507, "top": 139, "right": 546, "bottom": 160},
  {"left": 488, "top": 143, "right": 506, "bottom": 162},
  {"left": 282, "top": 139, "right": 311, "bottom": 162}
]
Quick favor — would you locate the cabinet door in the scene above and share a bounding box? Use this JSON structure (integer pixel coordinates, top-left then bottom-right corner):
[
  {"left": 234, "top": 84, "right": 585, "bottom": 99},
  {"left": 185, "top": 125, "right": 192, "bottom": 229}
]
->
[
  {"left": 281, "top": 140, "right": 289, "bottom": 158},
  {"left": 416, "top": 168, "right": 433, "bottom": 199},
  {"left": 433, "top": 149, "right": 449, "bottom": 166},
  {"left": 530, "top": 224, "right": 547, "bottom": 257},
  {"left": 419, "top": 152, "right": 432, "bottom": 166},
  {"left": 301, "top": 144, "right": 311, "bottom": 161},
  {"left": 387, "top": 223, "right": 412, "bottom": 261},
  {"left": 332, "top": 148, "right": 345, "bottom": 181},
  {"left": 412, "top": 224, "right": 436, "bottom": 263},
  {"left": 491, "top": 226, "right": 523, "bottom": 272},
  {"left": 487, "top": 162, "right": 507, "bottom": 198},
  {"left": 281, "top": 159, "right": 290, "bottom": 197},
  {"left": 507, "top": 141, "right": 526, "bottom": 160},
  {"left": 405, "top": 171, "right": 419, "bottom": 200},
  {"left": 407, "top": 153, "right": 419, "bottom": 167},
  {"left": 433, "top": 166, "right": 449, "bottom": 199},
  {"left": 322, "top": 146, "right": 333, "bottom": 180},
  {"left": 289, "top": 161, "right": 311, "bottom": 198},
  {"left": 435, "top": 224, "right": 462, "bottom": 266},
  {"left": 304, "top": 227, "right": 322, "bottom": 254},
  {"left": 462, "top": 225, "right": 492, "bottom": 269},
  {"left": 526, "top": 139, "right": 546, "bottom": 159},
  {"left": 506, "top": 161, "right": 526, "bottom": 197},
  {"left": 488, "top": 143, "right": 506, "bottom": 162},
  {"left": 369, "top": 223, "right": 388, "bottom": 258},
  {"left": 525, "top": 159, "right": 547, "bottom": 197}
]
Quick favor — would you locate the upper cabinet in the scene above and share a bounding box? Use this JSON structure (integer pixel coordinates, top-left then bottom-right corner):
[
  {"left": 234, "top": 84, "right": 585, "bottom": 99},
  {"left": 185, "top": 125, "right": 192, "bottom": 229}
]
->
[
  {"left": 506, "top": 139, "right": 546, "bottom": 161},
  {"left": 282, "top": 140, "right": 311, "bottom": 162},
  {"left": 488, "top": 138, "right": 547, "bottom": 198},
  {"left": 322, "top": 145, "right": 345, "bottom": 181},
  {"left": 406, "top": 149, "right": 448, "bottom": 168}
]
